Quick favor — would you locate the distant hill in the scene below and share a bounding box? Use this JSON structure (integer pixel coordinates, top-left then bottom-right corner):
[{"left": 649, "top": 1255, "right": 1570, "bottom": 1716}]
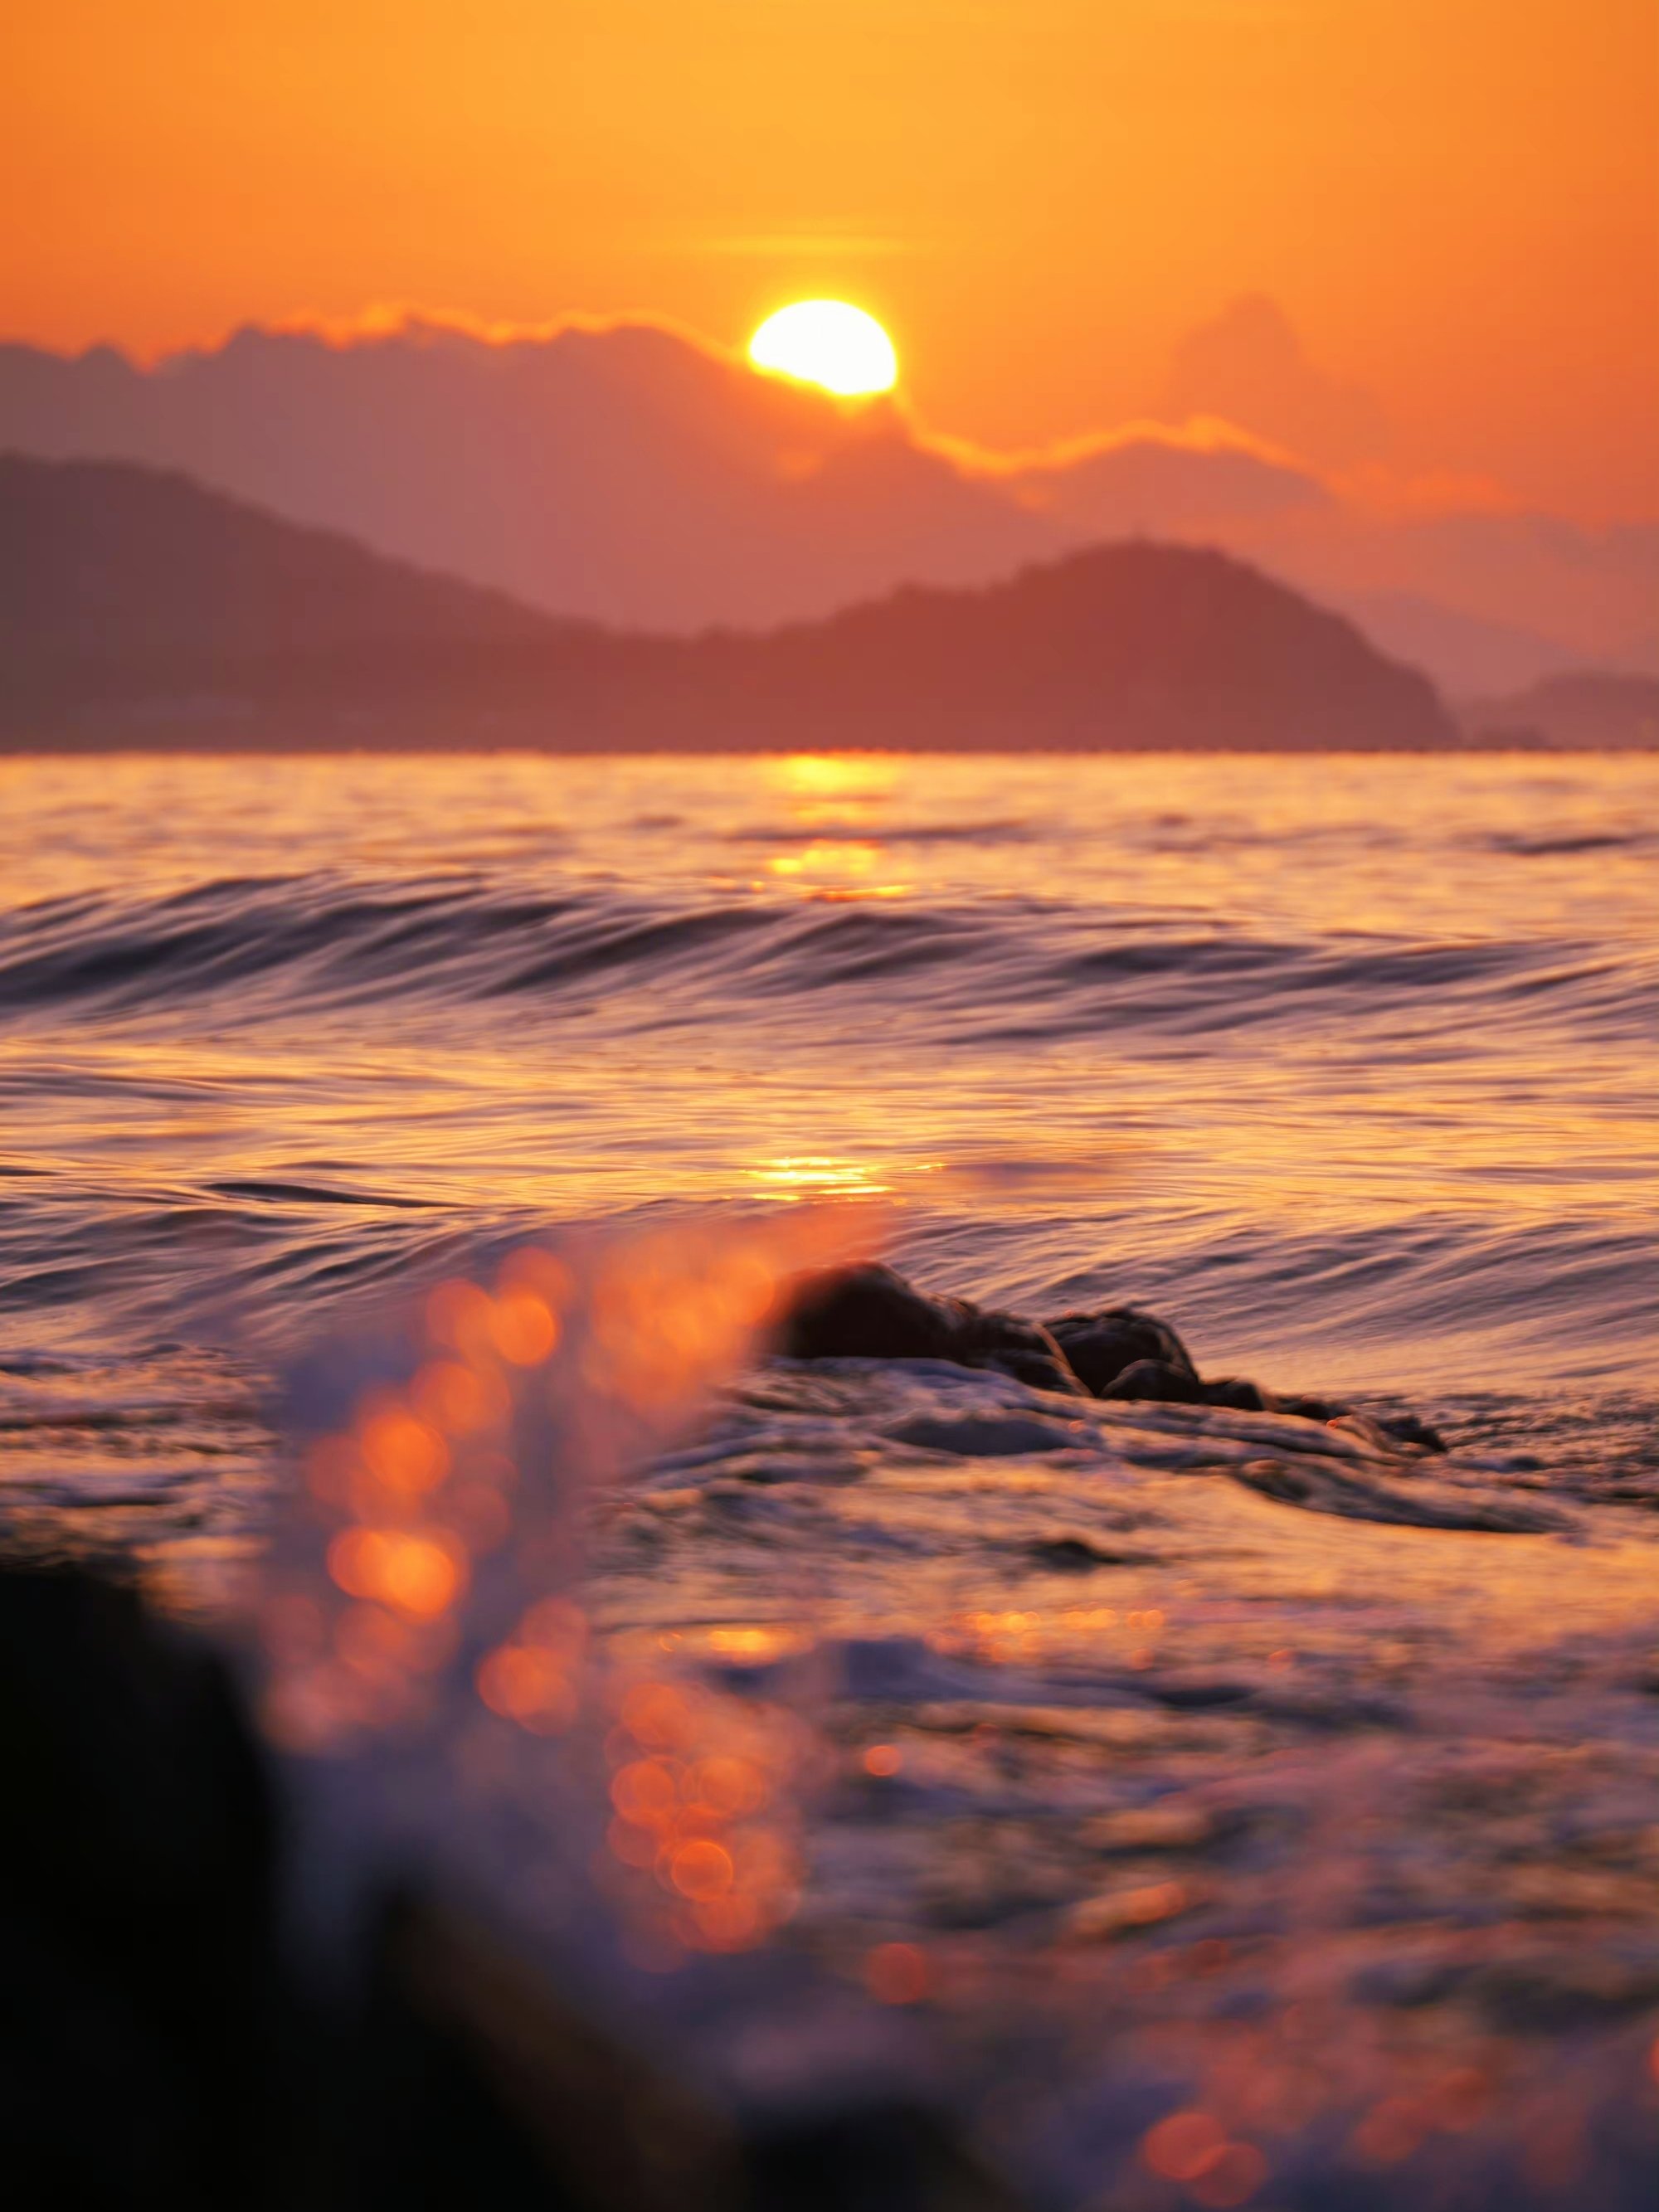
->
[
  {"left": 1459, "top": 671, "right": 1659, "bottom": 751},
  {"left": 1, "top": 452, "right": 558, "bottom": 664},
  {"left": 663, "top": 542, "right": 1453, "bottom": 751},
  {"left": 1329, "top": 591, "right": 1591, "bottom": 698},
  {"left": 2, "top": 455, "right": 1455, "bottom": 751}
]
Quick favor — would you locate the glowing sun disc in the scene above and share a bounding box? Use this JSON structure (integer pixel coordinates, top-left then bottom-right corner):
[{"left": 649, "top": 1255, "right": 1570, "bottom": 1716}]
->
[{"left": 747, "top": 301, "right": 898, "bottom": 397}]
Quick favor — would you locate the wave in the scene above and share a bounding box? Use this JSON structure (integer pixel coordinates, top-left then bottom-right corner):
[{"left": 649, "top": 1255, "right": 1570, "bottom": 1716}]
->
[
  {"left": 1, "top": 756, "right": 1652, "bottom": 1407},
  {"left": 2, "top": 871, "right": 1652, "bottom": 1049}
]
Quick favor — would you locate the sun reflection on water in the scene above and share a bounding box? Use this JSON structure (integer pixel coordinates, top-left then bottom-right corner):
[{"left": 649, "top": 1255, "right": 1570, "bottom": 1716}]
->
[
  {"left": 749, "top": 1154, "right": 897, "bottom": 1199},
  {"left": 764, "top": 837, "right": 906, "bottom": 892},
  {"left": 752, "top": 754, "right": 912, "bottom": 897},
  {"left": 765, "top": 752, "right": 898, "bottom": 809}
]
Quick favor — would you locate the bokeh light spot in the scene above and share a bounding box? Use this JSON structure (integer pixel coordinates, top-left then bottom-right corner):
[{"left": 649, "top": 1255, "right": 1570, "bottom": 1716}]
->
[{"left": 864, "top": 1941, "right": 930, "bottom": 2005}]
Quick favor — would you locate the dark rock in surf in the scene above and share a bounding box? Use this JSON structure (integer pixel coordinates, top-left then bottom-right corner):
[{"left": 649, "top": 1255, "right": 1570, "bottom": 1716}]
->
[
  {"left": 1200, "top": 1377, "right": 1275, "bottom": 1412},
  {"left": 1026, "top": 1534, "right": 1155, "bottom": 1571},
  {"left": 1370, "top": 1410, "right": 1447, "bottom": 1455},
  {"left": 775, "top": 1263, "right": 1086, "bottom": 1397},
  {"left": 1328, "top": 1408, "right": 1448, "bottom": 1457},
  {"left": 775, "top": 1264, "right": 956, "bottom": 1364},
  {"left": 1274, "top": 1393, "right": 1344, "bottom": 1422},
  {"left": 774, "top": 1265, "right": 1446, "bottom": 1453},
  {"left": 1042, "top": 1307, "right": 1197, "bottom": 1394},
  {"left": 1097, "top": 1357, "right": 1206, "bottom": 1405}
]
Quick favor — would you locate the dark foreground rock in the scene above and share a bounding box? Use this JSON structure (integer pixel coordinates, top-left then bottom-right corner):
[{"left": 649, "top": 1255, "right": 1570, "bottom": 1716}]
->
[
  {"left": 775, "top": 1264, "right": 1084, "bottom": 1398},
  {"left": 774, "top": 1265, "right": 1444, "bottom": 1451},
  {"left": 1095, "top": 1356, "right": 1205, "bottom": 1406},
  {"left": 0, "top": 1570, "right": 294, "bottom": 2212},
  {"left": 0, "top": 1566, "right": 1016, "bottom": 2212}
]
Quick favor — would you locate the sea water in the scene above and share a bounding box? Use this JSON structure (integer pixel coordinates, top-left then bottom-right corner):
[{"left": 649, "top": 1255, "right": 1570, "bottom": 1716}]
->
[{"left": 1, "top": 749, "right": 1656, "bottom": 2205}]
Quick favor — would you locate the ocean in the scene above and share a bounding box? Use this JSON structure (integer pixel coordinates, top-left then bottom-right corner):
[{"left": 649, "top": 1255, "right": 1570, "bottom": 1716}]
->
[{"left": 2, "top": 748, "right": 1657, "bottom": 2205}]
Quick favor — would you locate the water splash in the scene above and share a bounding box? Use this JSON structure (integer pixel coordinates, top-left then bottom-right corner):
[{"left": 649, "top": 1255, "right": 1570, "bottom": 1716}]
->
[{"left": 251, "top": 1208, "right": 876, "bottom": 2037}]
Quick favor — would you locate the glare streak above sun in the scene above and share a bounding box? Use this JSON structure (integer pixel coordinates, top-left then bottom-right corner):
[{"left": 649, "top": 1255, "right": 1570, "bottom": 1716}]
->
[{"left": 747, "top": 302, "right": 898, "bottom": 399}]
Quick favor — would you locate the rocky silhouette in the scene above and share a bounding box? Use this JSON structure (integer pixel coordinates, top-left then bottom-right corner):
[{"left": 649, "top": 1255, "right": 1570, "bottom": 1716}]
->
[
  {"left": 2, "top": 457, "right": 1454, "bottom": 753},
  {"left": 1459, "top": 670, "right": 1659, "bottom": 750},
  {"left": 774, "top": 1263, "right": 1446, "bottom": 1450},
  {"left": 1040, "top": 1308, "right": 1197, "bottom": 1394},
  {"left": 775, "top": 1264, "right": 1085, "bottom": 1397}
]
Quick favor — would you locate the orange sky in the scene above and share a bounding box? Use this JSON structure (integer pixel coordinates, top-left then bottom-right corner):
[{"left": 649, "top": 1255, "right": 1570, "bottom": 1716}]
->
[{"left": 8, "top": 0, "right": 1657, "bottom": 519}]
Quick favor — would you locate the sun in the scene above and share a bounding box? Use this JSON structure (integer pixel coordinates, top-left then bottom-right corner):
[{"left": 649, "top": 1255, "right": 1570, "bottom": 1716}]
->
[{"left": 747, "top": 301, "right": 898, "bottom": 398}]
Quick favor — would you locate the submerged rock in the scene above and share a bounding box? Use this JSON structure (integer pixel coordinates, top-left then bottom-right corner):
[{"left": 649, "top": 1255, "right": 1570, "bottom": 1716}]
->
[
  {"left": 1325, "top": 1408, "right": 1448, "bottom": 1456},
  {"left": 1273, "top": 1393, "right": 1345, "bottom": 1422},
  {"left": 1199, "top": 1377, "right": 1274, "bottom": 1412},
  {"left": 1370, "top": 1410, "right": 1448, "bottom": 1455},
  {"left": 775, "top": 1266, "right": 1446, "bottom": 1451},
  {"left": 1097, "top": 1357, "right": 1206, "bottom": 1406},
  {"left": 1042, "top": 1307, "right": 1197, "bottom": 1393},
  {"left": 775, "top": 1263, "right": 1085, "bottom": 1397}
]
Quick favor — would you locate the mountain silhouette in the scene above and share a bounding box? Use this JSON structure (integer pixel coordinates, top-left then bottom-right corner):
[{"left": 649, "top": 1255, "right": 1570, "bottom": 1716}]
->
[
  {"left": 2, "top": 456, "right": 1454, "bottom": 752},
  {"left": 1327, "top": 591, "right": 1591, "bottom": 699},
  {"left": 2, "top": 452, "right": 554, "bottom": 660},
  {"left": 1460, "top": 671, "right": 1659, "bottom": 750},
  {"left": 2, "top": 317, "right": 1652, "bottom": 693}
]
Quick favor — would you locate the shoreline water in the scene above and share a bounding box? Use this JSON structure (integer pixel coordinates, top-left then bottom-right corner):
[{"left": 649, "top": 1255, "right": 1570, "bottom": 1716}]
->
[
  {"left": 2, "top": 748, "right": 1655, "bottom": 2200},
  {"left": 9, "top": 1230, "right": 1657, "bottom": 2210}
]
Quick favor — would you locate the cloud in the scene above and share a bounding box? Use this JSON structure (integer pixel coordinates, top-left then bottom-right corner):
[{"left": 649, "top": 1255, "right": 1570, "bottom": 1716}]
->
[
  {"left": 926, "top": 416, "right": 1329, "bottom": 536},
  {"left": 1164, "top": 294, "right": 1390, "bottom": 465},
  {"left": 260, "top": 301, "right": 736, "bottom": 361}
]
